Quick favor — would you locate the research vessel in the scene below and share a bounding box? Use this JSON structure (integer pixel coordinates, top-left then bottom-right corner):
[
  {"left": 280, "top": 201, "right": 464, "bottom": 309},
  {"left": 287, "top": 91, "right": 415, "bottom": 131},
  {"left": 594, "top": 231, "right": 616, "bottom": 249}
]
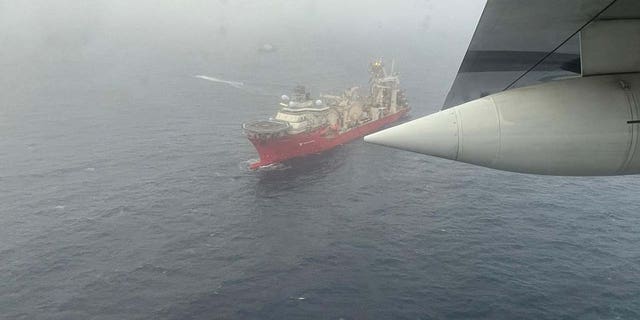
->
[{"left": 243, "top": 59, "right": 410, "bottom": 169}]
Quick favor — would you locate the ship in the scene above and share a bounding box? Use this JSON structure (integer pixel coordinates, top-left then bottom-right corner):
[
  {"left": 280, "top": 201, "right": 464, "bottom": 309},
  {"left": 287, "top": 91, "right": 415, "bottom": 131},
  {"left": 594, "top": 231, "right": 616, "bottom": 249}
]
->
[{"left": 243, "top": 59, "right": 410, "bottom": 169}]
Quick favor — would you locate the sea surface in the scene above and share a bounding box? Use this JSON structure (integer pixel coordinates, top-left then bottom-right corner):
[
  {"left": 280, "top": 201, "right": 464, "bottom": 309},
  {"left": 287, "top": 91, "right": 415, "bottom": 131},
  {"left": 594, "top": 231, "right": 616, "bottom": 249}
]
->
[{"left": 2, "top": 2, "right": 640, "bottom": 319}]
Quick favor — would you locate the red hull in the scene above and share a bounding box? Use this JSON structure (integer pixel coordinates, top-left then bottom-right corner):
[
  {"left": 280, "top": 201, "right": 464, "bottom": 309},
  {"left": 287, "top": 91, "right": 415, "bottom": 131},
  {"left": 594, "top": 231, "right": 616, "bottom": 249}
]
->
[{"left": 248, "top": 109, "right": 409, "bottom": 169}]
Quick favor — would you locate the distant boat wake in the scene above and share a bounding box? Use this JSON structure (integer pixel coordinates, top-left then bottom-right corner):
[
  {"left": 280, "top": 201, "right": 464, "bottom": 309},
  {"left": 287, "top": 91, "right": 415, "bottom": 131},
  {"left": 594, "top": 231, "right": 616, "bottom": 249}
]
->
[
  {"left": 195, "top": 75, "right": 244, "bottom": 89},
  {"left": 195, "top": 74, "right": 293, "bottom": 97}
]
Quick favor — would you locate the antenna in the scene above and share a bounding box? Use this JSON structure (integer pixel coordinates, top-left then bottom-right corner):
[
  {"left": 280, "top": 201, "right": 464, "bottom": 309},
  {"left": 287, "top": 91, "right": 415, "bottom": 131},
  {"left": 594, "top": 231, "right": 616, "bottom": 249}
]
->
[{"left": 381, "top": 57, "right": 387, "bottom": 77}]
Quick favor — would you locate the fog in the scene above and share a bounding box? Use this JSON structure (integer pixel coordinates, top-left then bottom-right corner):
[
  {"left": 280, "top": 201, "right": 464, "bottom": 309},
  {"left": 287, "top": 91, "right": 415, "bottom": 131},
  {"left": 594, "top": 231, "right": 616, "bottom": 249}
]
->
[
  {"left": 9, "top": 2, "right": 640, "bottom": 319},
  {"left": 0, "top": 0, "right": 640, "bottom": 319},
  {"left": 1, "top": 1, "right": 483, "bottom": 53},
  {"left": 0, "top": 1, "right": 485, "bottom": 113}
]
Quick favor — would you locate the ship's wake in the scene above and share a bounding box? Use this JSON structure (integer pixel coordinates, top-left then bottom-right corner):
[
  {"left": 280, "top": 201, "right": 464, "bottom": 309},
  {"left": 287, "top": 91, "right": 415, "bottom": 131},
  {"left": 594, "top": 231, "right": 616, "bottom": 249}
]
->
[
  {"left": 195, "top": 75, "right": 244, "bottom": 89},
  {"left": 255, "top": 163, "right": 290, "bottom": 172},
  {"left": 195, "top": 74, "right": 294, "bottom": 97},
  {"left": 243, "top": 159, "right": 289, "bottom": 172}
]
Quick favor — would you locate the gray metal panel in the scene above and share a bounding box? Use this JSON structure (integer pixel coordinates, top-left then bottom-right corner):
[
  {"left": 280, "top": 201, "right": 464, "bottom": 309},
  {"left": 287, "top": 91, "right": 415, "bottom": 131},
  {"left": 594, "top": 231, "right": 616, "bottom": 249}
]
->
[
  {"left": 441, "top": 0, "right": 640, "bottom": 109},
  {"left": 464, "top": 0, "right": 610, "bottom": 52},
  {"left": 581, "top": 20, "right": 640, "bottom": 76},
  {"left": 599, "top": 0, "right": 640, "bottom": 19},
  {"left": 458, "top": 51, "right": 580, "bottom": 73}
]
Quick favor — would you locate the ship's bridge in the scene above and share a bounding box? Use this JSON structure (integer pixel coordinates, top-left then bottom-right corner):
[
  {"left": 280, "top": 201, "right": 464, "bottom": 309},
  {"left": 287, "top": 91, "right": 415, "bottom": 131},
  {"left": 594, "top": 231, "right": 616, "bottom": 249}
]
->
[{"left": 282, "top": 99, "right": 329, "bottom": 113}]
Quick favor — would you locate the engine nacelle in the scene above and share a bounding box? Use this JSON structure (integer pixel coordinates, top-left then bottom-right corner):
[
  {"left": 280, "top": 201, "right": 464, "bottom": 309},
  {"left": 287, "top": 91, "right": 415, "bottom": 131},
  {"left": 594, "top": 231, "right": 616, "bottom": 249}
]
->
[{"left": 365, "top": 73, "right": 640, "bottom": 175}]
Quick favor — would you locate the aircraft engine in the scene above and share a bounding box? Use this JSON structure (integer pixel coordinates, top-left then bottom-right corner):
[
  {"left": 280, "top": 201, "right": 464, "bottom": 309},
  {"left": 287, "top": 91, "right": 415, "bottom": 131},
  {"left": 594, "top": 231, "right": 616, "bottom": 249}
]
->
[{"left": 365, "top": 73, "right": 640, "bottom": 175}]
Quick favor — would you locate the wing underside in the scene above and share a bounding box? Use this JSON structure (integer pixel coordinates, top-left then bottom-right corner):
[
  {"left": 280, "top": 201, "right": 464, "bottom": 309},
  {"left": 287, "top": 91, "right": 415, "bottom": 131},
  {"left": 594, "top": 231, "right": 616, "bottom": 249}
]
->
[
  {"left": 365, "top": 0, "right": 640, "bottom": 176},
  {"left": 442, "top": 0, "right": 640, "bottom": 109}
]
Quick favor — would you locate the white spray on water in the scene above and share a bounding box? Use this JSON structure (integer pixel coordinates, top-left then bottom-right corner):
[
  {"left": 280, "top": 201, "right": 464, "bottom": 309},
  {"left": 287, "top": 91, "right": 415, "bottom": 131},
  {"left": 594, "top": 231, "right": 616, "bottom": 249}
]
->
[{"left": 195, "top": 75, "right": 245, "bottom": 89}]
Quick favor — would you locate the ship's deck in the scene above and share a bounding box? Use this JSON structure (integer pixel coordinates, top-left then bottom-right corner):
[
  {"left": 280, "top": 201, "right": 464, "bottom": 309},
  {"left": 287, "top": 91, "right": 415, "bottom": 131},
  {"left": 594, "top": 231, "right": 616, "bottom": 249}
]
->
[{"left": 243, "top": 120, "right": 289, "bottom": 134}]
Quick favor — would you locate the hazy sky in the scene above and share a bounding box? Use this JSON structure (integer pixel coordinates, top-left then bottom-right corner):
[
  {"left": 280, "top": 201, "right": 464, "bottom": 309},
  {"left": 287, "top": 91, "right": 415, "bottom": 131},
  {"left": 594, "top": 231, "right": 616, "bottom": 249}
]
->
[
  {"left": 0, "top": 0, "right": 486, "bottom": 113},
  {"left": 0, "top": 0, "right": 485, "bottom": 61}
]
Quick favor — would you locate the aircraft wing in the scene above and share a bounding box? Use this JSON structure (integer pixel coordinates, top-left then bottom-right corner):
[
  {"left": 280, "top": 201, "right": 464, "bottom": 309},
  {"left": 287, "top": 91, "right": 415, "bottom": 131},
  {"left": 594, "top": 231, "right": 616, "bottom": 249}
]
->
[
  {"left": 366, "top": 0, "right": 640, "bottom": 176},
  {"left": 442, "top": 0, "right": 639, "bottom": 109}
]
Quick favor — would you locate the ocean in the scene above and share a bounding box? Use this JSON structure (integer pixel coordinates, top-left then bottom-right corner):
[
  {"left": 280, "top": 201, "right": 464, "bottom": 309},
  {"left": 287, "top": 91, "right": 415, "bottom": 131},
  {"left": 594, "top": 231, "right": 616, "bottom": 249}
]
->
[{"left": 1, "top": 1, "right": 640, "bottom": 319}]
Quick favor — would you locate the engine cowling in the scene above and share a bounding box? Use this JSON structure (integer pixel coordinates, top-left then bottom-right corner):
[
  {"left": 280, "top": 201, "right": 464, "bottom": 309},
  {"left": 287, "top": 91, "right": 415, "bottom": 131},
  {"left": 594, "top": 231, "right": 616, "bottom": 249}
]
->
[{"left": 365, "top": 73, "right": 640, "bottom": 176}]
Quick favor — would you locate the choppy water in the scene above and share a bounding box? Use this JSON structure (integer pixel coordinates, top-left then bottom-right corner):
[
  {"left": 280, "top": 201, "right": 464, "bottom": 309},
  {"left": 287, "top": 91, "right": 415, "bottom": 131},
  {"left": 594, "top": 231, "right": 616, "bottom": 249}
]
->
[{"left": 2, "top": 2, "right": 640, "bottom": 319}]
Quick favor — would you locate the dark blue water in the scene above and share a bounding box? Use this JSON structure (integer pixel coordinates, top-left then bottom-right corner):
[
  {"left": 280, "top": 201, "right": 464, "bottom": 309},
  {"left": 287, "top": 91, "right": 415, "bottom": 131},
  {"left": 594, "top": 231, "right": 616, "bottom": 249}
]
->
[{"left": 2, "top": 2, "right": 640, "bottom": 319}]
